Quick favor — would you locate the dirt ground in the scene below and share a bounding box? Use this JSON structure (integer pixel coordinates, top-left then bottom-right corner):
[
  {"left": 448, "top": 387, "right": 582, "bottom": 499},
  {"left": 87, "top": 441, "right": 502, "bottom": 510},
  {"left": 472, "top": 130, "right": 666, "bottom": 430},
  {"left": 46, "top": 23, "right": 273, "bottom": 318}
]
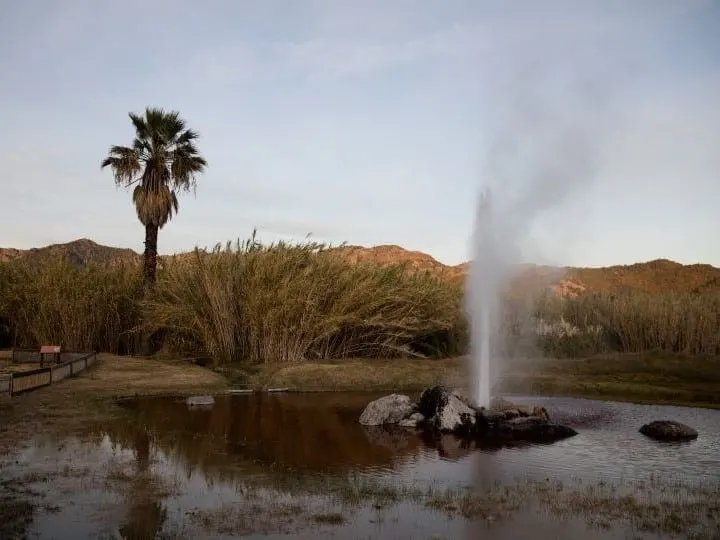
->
[{"left": 0, "top": 354, "right": 226, "bottom": 455}]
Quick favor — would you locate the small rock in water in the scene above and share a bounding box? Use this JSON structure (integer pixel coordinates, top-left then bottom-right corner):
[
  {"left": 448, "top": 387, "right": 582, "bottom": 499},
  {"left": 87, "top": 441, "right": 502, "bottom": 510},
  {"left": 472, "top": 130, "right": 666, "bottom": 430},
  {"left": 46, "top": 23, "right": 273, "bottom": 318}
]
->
[
  {"left": 398, "top": 412, "right": 425, "bottom": 428},
  {"left": 186, "top": 395, "right": 214, "bottom": 407},
  {"left": 359, "top": 394, "right": 414, "bottom": 426},
  {"left": 639, "top": 420, "right": 698, "bottom": 441}
]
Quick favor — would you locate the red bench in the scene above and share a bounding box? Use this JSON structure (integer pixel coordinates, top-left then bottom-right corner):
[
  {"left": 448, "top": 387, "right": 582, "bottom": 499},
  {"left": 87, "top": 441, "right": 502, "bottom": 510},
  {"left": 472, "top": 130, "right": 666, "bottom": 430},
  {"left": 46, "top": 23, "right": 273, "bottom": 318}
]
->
[{"left": 39, "top": 345, "right": 61, "bottom": 367}]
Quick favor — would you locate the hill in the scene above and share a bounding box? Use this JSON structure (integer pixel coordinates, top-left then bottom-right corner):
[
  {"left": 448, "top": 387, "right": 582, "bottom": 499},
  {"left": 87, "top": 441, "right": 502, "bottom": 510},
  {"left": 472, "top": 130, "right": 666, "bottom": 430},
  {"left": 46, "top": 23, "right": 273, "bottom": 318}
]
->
[
  {"left": 0, "top": 239, "right": 140, "bottom": 267},
  {"left": 1, "top": 238, "right": 719, "bottom": 296}
]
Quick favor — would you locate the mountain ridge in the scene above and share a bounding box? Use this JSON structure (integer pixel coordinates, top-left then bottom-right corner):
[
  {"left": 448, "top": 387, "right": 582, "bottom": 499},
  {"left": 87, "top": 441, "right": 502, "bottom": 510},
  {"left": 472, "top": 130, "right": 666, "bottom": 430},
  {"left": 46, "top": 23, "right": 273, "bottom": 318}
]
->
[{"left": 2, "top": 238, "right": 719, "bottom": 295}]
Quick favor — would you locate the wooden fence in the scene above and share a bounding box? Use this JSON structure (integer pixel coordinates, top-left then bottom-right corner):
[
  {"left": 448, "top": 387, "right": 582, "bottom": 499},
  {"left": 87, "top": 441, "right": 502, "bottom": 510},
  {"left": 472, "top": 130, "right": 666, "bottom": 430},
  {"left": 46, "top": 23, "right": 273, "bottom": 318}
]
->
[{"left": 1, "top": 351, "right": 98, "bottom": 397}]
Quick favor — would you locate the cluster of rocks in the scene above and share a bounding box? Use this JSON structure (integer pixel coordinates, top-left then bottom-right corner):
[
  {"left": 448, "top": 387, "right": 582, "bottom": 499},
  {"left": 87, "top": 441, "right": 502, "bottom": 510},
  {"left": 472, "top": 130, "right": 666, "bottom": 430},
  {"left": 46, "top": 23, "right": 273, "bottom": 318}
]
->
[
  {"left": 359, "top": 386, "right": 577, "bottom": 444},
  {"left": 359, "top": 386, "right": 701, "bottom": 445}
]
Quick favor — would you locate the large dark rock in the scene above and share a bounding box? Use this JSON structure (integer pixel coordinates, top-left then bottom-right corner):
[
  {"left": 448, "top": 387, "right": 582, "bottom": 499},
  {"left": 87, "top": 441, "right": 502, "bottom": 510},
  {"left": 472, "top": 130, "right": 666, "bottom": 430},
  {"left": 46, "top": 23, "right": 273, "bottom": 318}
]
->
[
  {"left": 418, "top": 386, "right": 477, "bottom": 433},
  {"left": 639, "top": 420, "right": 698, "bottom": 441},
  {"left": 361, "top": 386, "right": 577, "bottom": 445},
  {"left": 491, "top": 417, "right": 577, "bottom": 443}
]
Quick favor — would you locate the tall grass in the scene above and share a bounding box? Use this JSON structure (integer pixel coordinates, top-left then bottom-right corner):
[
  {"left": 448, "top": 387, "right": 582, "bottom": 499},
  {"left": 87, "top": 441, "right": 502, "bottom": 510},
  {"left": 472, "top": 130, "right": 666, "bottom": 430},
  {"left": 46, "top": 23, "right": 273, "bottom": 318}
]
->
[
  {"left": 536, "top": 290, "right": 720, "bottom": 357},
  {"left": 142, "top": 239, "right": 466, "bottom": 365},
  {"left": 1, "top": 238, "right": 718, "bottom": 363},
  {"left": 0, "top": 258, "right": 143, "bottom": 353}
]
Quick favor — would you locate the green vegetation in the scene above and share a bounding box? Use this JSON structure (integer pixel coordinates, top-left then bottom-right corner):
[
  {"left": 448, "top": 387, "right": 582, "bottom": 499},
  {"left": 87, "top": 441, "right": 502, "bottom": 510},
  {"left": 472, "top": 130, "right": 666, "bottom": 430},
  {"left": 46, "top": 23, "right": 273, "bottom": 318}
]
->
[
  {"left": 1, "top": 236, "right": 719, "bottom": 376},
  {"left": 101, "top": 107, "right": 207, "bottom": 287}
]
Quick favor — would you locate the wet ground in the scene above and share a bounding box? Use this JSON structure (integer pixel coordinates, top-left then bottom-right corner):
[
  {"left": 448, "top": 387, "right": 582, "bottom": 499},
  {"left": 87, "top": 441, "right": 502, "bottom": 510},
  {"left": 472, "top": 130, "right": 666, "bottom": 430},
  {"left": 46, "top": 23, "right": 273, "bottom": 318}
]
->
[{"left": 1, "top": 392, "right": 719, "bottom": 539}]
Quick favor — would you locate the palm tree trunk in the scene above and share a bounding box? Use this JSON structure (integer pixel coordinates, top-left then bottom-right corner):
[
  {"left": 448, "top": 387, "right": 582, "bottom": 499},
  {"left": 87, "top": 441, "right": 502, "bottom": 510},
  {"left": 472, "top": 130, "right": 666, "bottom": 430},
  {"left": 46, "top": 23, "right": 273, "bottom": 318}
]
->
[
  {"left": 141, "top": 224, "right": 159, "bottom": 356},
  {"left": 143, "top": 223, "right": 159, "bottom": 288}
]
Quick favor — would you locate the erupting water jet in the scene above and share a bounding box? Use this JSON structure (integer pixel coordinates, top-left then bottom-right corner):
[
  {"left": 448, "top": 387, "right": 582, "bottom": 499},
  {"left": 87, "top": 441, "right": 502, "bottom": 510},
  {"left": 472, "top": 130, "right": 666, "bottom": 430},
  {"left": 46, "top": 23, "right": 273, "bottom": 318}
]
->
[{"left": 466, "top": 189, "right": 507, "bottom": 409}]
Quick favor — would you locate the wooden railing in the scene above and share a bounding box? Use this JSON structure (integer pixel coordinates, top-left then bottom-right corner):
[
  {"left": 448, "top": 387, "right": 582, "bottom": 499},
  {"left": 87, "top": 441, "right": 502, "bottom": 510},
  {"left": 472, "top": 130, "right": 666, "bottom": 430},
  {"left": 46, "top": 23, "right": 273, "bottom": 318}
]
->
[{"left": 1, "top": 351, "right": 98, "bottom": 397}]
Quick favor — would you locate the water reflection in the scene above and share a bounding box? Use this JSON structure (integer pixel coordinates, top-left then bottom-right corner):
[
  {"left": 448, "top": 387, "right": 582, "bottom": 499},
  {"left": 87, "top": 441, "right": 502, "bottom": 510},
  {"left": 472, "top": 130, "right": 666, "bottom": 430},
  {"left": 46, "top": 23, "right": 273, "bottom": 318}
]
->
[
  {"left": 12, "top": 394, "right": 720, "bottom": 539},
  {"left": 107, "top": 393, "right": 436, "bottom": 474},
  {"left": 98, "top": 393, "right": 720, "bottom": 486}
]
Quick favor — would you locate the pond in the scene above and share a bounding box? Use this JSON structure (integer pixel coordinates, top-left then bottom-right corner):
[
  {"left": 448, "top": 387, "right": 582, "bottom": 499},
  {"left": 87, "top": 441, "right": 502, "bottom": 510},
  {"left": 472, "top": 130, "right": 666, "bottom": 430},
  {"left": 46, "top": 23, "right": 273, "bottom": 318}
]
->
[{"left": 3, "top": 393, "right": 720, "bottom": 539}]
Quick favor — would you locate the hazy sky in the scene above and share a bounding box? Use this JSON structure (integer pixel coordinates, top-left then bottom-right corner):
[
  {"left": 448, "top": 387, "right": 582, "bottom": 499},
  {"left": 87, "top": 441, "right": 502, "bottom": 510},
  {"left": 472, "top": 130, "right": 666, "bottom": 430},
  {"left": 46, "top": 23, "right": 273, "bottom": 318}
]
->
[{"left": 1, "top": 0, "right": 718, "bottom": 267}]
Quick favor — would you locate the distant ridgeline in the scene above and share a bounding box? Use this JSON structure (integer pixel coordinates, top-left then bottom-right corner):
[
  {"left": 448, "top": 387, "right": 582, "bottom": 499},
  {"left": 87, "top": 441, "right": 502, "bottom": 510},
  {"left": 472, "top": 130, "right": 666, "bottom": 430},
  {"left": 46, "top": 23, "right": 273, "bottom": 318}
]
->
[{"left": 1, "top": 238, "right": 718, "bottom": 297}]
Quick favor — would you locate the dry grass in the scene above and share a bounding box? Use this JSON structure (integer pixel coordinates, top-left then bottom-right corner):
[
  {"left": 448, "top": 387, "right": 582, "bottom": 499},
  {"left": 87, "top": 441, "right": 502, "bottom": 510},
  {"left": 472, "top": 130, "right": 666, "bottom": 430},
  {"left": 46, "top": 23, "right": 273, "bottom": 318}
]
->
[
  {"left": 501, "top": 352, "right": 720, "bottom": 408},
  {"left": 178, "top": 474, "right": 720, "bottom": 538},
  {"left": 228, "top": 354, "right": 720, "bottom": 408},
  {"left": 144, "top": 239, "right": 465, "bottom": 366},
  {"left": 227, "top": 357, "right": 465, "bottom": 391},
  {"left": 1, "top": 235, "right": 720, "bottom": 368},
  {"left": 0, "top": 257, "right": 142, "bottom": 353},
  {"left": 538, "top": 290, "right": 720, "bottom": 356},
  {"left": 0, "top": 238, "right": 465, "bottom": 363}
]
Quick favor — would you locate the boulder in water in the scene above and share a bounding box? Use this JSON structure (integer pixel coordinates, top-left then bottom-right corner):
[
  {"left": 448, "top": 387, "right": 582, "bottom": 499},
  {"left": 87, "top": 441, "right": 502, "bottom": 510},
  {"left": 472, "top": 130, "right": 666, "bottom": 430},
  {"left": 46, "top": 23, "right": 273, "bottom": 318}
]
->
[
  {"left": 186, "top": 395, "right": 214, "bottom": 408},
  {"left": 359, "top": 394, "right": 415, "bottom": 426},
  {"left": 418, "top": 386, "right": 478, "bottom": 432},
  {"left": 639, "top": 420, "right": 698, "bottom": 441}
]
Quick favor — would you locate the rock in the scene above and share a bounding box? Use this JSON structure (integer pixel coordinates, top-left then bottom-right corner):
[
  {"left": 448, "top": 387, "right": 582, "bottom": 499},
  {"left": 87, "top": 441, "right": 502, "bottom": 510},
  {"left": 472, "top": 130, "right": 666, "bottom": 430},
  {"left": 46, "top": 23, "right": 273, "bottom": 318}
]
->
[
  {"left": 418, "top": 386, "right": 450, "bottom": 419},
  {"left": 361, "top": 387, "right": 577, "bottom": 447},
  {"left": 489, "top": 396, "right": 517, "bottom": 411},
  {"left": 450, "top": 388, "right": 480, "bottom": 411},
  {"left": 436, "top": 394, "right": 477, "bottom": 433},
  {"left": 532, "top": 406, "right": 551, "bottom": 422},
  {"left": 186, "top": 395, "right": 214, "bottom": 407},
  {"left": 494, "top": 418, "right": 578, "bottom": 443},
  {"left": 419, "top": 386, "right": 477, "bottom": 433},
  {"left": 505, "top": 416, "right": 547, "bottom": 425},
  {"left": 398, "top": 412, "right": 425, "bottom": 428},
  {"left": 359, "top": 394, "right": 415, "bottom": 426},
  {"left": 639, "top": 420, "right": 698, "bottom": 441},
  {"left": 515, "top": 404, "right": 535, "bottom": 416}
]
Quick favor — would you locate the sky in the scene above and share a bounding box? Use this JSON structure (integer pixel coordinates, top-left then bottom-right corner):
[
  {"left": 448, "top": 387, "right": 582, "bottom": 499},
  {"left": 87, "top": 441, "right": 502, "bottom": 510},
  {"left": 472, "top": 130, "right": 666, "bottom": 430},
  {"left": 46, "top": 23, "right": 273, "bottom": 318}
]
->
[{"left": 1, "top": 0, "right": 719, "bottom": 267}]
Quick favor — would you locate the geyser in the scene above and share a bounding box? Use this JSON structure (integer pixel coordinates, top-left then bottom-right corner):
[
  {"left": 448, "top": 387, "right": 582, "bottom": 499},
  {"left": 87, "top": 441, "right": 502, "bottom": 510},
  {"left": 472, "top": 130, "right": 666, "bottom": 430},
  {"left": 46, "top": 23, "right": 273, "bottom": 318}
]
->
[
  {"left": 464, "top": 68, "right": 617, "bottom": 409},
  {"left": 466, "top": 189, "right": 508, "bottom": 409}
]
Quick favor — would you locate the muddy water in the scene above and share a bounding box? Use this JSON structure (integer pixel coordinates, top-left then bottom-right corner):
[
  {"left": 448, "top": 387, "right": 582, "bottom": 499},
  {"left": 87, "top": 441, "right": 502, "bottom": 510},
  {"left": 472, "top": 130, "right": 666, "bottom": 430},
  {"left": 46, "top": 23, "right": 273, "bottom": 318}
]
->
[{"left": 2, "top": 393, "right": 720, "bottom": 539}]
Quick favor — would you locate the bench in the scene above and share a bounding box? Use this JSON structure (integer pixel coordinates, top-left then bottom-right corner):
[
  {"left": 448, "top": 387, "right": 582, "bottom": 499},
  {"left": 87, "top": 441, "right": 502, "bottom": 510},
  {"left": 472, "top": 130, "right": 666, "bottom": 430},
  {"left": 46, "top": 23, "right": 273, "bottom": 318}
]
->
[{"left": 39, "top": 345, "right": 61, "bottom": 367}]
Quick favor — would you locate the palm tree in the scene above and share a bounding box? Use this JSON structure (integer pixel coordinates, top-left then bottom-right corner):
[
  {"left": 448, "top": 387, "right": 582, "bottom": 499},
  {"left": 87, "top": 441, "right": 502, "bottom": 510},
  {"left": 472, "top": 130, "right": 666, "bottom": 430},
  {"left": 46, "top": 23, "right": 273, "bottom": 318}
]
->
[{"left": 101, "top": 107, "right": 207, "bottom": 288}]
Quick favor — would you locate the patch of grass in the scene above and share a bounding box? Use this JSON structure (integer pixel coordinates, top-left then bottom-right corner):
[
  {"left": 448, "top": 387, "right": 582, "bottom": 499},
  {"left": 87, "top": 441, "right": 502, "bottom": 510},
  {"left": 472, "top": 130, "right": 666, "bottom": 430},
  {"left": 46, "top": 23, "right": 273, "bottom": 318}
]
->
[
  {"left": 0, "top": 496, "right": 34, "bottom": 539},
  {"left": 231, "top": 357, "right": 464, "bottom": 392},
  {"left": 502, "top": 353, "right": 720, "bottom": 408},
  {"left": 185, "top": 474, "right": 720, "bottom": 538},
  {"left": 312, "top": 512, "right": 346, "bottom": 525},
  {"left": 222, "top": 353, "right": 720, "bottom": 408}
]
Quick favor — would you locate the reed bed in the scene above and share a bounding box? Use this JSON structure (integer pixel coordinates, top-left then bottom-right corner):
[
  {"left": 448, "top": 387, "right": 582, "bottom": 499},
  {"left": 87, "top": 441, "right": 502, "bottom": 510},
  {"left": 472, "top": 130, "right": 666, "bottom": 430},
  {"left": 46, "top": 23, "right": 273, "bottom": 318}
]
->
[
  {"left": 143, "top": 239, "right": 465, "bottom": 365},
  {"left": 536, "top": 290, "right": 720, "bottom": 357},
  {"left": 0, "top": 238, "right": 718, "bottom": 364},
  {"left": 0, "top": 257, "right": 142, "bottom": 353}
]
